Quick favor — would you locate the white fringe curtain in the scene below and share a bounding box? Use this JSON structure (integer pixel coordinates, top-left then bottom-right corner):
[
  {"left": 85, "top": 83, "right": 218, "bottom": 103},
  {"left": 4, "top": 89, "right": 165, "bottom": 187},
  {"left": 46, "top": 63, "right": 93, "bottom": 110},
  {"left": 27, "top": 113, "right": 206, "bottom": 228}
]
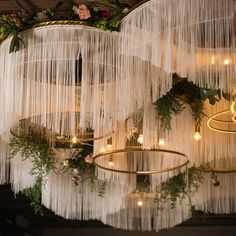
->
[
  {"left": 0, "top": 25, "right": 121, "bottom": 138},
  {"left": 120, "top": 0, "right": 236, "bottom": 92},
  {"left": 192, "top": 99, "right": 236, "bottom": 166},
  {"left": 194, "top": 172, "right": 236, "bottom": 214},
  {"left": 42, "top": 171, "right": 129, "bottom": 221},
  {"left": 0, "top": 2, "right": 236, "bottom": 231},
  {"left": 10, "top": 152, "right": 35, "bottom": 193},
  {"left": 0, "top": 139, "right": 9, "bottom": 184}
]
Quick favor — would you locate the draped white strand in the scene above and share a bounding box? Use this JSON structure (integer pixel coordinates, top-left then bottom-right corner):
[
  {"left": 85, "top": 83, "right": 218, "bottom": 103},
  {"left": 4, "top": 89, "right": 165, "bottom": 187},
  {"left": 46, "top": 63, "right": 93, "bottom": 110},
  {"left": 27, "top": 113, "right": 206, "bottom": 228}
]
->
[
  {"left": 193, "top": 172, "right": 236, "bottom": 214},
  {"left": 142, "top": 105, "right": 194, "bottom": 189},
  {"left": 0, "top": 139, "right": 9, "bottom": 184},
  {"left": 120, "top": 0, "right": 236, "bottom": 91},
  {"left": 10, "top": 153, "right": 35, "bottom": 193},
  {"left": 105, "top": 192, "right": 191, "bottom": 231},
  {"left": 192, "top": 99, "right": 236, "bottom": 166},
  {"left": 42, "top": 171, "right": 128, "bottom": 221}
]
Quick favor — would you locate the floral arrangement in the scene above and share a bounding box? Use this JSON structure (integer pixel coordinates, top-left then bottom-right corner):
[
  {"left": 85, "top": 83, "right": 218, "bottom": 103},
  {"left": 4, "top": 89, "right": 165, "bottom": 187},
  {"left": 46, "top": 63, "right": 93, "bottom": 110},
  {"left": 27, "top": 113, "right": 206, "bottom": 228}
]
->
[
  {"left": 72, "top": 0, "right": 129, "bottom": 31},
  {"left": 154, "top": 74, "right": 231, "bottom": 131},
  {"left": 0, "top": 0, "right": 129, "bottom": 53}
]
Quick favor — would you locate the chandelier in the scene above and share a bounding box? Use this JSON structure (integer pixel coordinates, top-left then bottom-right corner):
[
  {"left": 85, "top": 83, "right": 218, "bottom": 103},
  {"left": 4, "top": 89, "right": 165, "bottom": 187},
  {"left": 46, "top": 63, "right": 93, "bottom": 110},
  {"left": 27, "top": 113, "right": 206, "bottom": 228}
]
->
[{"left": 0, "top": 0, "right": 236, "bottom": 232}]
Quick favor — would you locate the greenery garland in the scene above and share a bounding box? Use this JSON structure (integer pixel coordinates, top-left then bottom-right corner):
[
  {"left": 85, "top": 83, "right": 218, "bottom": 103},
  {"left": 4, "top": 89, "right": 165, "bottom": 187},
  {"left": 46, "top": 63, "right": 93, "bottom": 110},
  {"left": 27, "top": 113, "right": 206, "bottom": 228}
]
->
[
  {"left": 9, "top": 126, "right": 107, "bottom": 214},
  {"left": 154, "top": 74, "right": 230, "bottom": 131},
  {"left": 10, "top": 129, "right": 53, "bottom": 215},
  {"left": 0, "top": 0, "right": 129, "bottom": 53},
  {"left": 63, "top": 143, "right": 107, "bottom": 198},
  {"left": 155, "top": 167, "right": 203, "bottom": 212}
]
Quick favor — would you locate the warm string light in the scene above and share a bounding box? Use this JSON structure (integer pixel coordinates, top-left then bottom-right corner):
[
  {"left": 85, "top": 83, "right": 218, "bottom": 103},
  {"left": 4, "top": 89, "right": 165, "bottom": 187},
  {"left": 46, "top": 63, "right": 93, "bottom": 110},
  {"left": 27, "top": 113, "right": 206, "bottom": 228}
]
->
[
  {"left": 137, "top": 200, "right": 143, "bottom": 206},
  {"left": 100, "top": 147, "right": 106, "bottom": 153},
  {"left": 72, "top": 136, "right": 78, "bottom": 144},
  {"left": 108, "top": 156, "right": 114, "bottom": 166},
  {"left": 100, "top": 137, "right": 113, "bottom": 153},
  {"left": 137, "top": 134, "right": 143, "bottom": 145},
  {"left": 194, "top": 132, "right": 202, "bottom": 141},
  {"left": 158, "top": 138, "right": 165, "bottom": 147},
  {"left": 224, "top": 59, "right": 230, "bottom": 65},
  {"left": 194, "top": 127, "right": 202, "bottom": 141},
  {"left": 211, "top": 57, "right": 231, "bottom": 66}
]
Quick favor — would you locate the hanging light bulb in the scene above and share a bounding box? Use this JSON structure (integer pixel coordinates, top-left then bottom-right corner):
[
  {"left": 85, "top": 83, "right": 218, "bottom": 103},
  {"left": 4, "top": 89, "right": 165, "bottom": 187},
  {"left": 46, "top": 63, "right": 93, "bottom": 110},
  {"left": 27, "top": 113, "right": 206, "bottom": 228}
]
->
[
  {"left": 137, "top": 134, "right": 144, "bottom": 145},
  {"left": 107, "top": 137, "right": 113, "bottom": 150},
  {"left": 72, "top": 136, "right": 78, "bottom": 144},
  {"left": 108, "top": 156, "right": 114, "bottom": 166},
  {"left": 158, "top": 138, "right": 165, "bottom": 147},
  {"left": 211, "top": 56, "right": 216, "bottom": 65},
  {"left": 194, "top": 127, "right": 201, "bottom": 141},
  {"left": 194, "top": 132, "right": 202, "bottom": 141},
  {"left": 100, "top": 147, "right": 106, "bottom": 153},
  {"left": 224, "top": 59, "right": 230, "bottom": 65},
  {"left": 137, "top": 200, "right": 143, "bottom": 206}
]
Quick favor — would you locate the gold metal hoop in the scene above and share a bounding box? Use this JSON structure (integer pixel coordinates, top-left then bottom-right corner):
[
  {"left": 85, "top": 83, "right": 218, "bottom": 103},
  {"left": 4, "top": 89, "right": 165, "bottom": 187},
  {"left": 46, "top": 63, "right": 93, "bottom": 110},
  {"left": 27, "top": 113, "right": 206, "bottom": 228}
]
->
[
  {"left": 11, "top": 115, "right": 110, "bottom": 143},
  {"left": 33, "top": 20, "right": 87, "bottom": 28},
  {"left": 198, "top": 166, "right": 236, "bottom": 173},
  {"left": 93, "top": 147, "right": 189, "bottom": 175},
  {"left": 207, "top": 109, "right": 236, "bottom": 134}
]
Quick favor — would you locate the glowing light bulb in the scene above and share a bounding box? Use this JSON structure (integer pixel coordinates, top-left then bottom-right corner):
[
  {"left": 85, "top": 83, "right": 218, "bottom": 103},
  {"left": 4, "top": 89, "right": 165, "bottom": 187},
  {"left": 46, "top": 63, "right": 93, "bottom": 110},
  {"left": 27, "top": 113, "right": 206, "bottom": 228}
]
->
[
  {"left": 211, "top": 56, "right": 216, "bottom": 65},
  {"left": 72, "top": 136, "right": 78, "bottom": 144},
  {"left": 137, "top": 134, "right": 143, "bottom": 144},
  {"left": 107, "top": 144, "right": 112, "bottom": 150},
  {"left": 194, "top": 132, "right": 202, "bottom": 141},
  {"left": 100, "top": 147, "right": 106, "bottom": 153},
  {"left": 224, "top": 59, "right": 230, "bottom": 65},
  {"left": 137, "top": 200, "right": 143, "bottom": 206},
  {"left": 108, "top": 157, "right": 114, "bottom": 166},
  {"left": 158, "top": 138, "right": 165, "bottom": 147}
]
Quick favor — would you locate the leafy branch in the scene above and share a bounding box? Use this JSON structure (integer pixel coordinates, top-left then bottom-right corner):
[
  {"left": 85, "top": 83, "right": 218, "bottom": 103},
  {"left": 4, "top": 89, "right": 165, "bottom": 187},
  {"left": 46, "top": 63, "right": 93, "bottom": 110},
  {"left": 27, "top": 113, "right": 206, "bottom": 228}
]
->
[
  {"left": 154, "top": 74, "right": 229, "bottom": 131},
  {"left": 155, "top": 167, "right": 203, "bottom": 211},
  {"left": 10, "top": 129, "right": 54, "bottom": 215}
]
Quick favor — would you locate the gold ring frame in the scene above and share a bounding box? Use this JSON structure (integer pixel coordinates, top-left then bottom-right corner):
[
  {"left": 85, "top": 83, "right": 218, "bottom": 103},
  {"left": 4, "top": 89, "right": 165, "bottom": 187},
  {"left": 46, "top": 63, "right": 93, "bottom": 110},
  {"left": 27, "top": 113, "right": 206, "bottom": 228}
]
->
[
  {"left": 207, "top": 109, "right": 236, "bottom": 134},
  {"left": 33, "top": 20, "right": 87, "bottom": 28},
  {"left": 10, "top": 115, "right": 109, "bottom": 143},
  {"left": 198, "top": 166, "right": 236, "bottom": 173},
  {"left": 93, "top": 147, "right": 189, "bottom": 175}
]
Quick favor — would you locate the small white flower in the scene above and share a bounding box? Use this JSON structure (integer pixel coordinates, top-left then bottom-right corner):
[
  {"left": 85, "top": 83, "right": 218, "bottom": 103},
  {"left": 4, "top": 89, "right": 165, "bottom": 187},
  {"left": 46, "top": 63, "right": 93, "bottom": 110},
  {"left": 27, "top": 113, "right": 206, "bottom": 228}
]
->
[
  {"left": 85, "top": 154, "right": 93, "bottom": 163},
  {"left": 73, "top": 168, "right": 79, "bottom": 174},
  {"left": 63, "top": 160, "right": 69, "bottom": 167}
]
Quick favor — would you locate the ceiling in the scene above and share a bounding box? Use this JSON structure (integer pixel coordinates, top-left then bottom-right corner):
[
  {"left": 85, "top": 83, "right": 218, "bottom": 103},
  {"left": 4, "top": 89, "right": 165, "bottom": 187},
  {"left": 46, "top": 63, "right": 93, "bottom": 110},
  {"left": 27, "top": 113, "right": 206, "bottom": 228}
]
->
[{"left": 0, "top": 0, "right": 143, "bottom": 14}]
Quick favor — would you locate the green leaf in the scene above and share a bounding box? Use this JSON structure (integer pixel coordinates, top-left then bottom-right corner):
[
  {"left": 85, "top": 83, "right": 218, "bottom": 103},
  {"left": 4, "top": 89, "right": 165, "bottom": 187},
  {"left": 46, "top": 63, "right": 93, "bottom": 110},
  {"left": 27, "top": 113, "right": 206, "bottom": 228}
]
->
[{"left": 9, "top": 34, "right": 24, "bottom": 53}]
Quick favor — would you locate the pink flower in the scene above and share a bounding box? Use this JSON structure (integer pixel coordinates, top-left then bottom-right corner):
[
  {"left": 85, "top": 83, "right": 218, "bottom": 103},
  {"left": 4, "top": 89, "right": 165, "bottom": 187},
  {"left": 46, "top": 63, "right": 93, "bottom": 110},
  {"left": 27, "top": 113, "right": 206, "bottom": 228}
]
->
[
  {"left": 10, "top": 13, "right": 17, "bottom": 18},
  {"left": 85, "top": 154, "right": 93, "bottom": 163},
  {"left": 102, "top": 8, "right": 110, "bottom": 18},
  {"left": 73, "top": 4, "right": 91, "bottom": 20}
]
